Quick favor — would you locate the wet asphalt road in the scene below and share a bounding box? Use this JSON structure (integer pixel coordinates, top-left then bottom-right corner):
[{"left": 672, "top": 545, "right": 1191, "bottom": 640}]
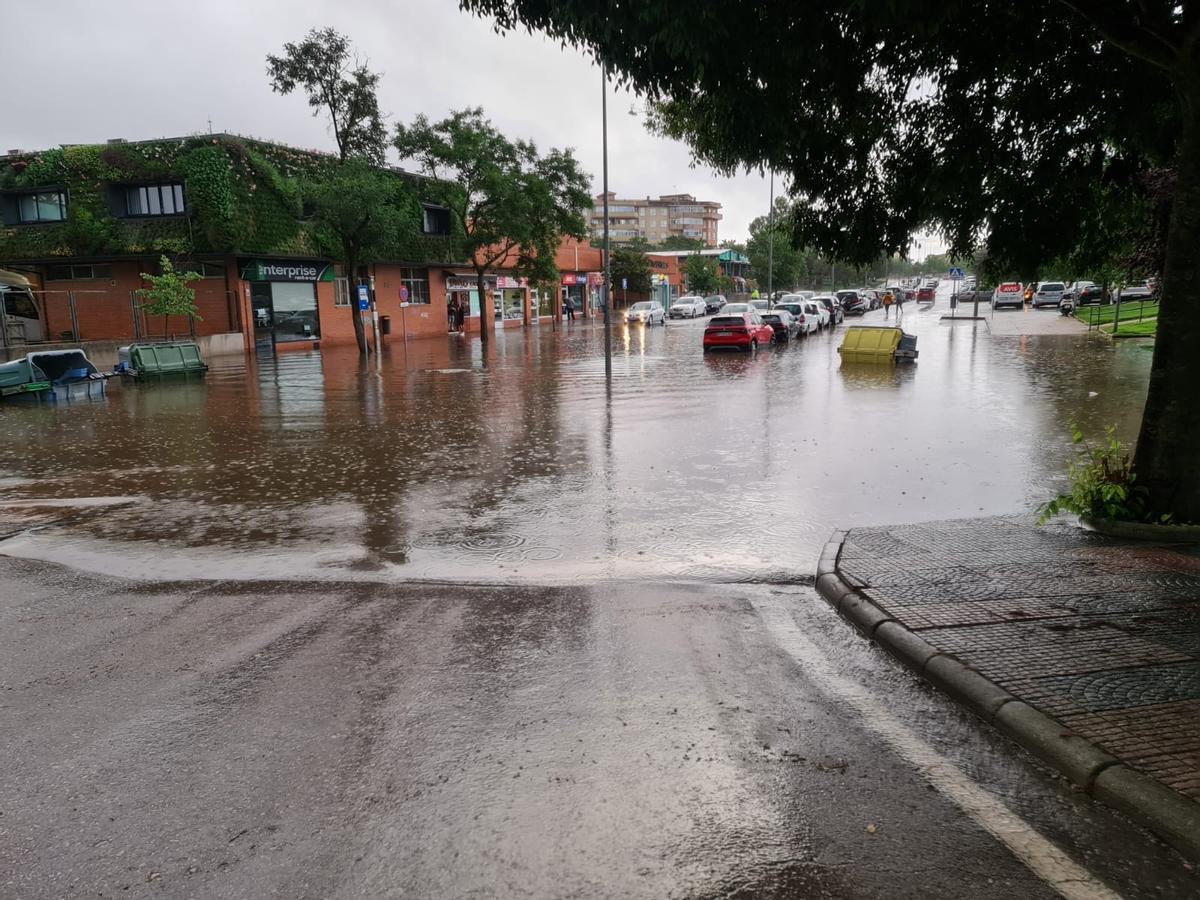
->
[{"left": 2, "top": 290, "right": 1196, "bottom": 897}]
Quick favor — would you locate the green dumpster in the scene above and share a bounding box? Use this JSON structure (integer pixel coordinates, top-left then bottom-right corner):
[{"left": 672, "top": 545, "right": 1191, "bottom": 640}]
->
[
  {"left": 121, "top": 342, "right": 208, "bottom": 378},
  {"left": 0, "top": 356, "right": 51, "bottom": 398}
]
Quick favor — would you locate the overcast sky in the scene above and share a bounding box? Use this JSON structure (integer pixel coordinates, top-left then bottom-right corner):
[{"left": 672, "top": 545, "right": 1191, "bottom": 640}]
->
[{"left": 6, "top": 0, "right": 942, "bottom": 255}]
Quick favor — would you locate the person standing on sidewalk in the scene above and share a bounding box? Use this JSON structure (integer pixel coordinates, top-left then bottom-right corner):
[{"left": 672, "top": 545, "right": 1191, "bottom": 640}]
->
[{"left": 565, "top": 296, "right": 576, "bottom": 321}]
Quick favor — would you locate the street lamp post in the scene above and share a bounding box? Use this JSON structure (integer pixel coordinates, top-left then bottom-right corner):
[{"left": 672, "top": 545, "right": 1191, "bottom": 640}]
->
[
  {"left": 766, "top": 170, "right": 775, "bottom": 299},
  {"left": 601, "top": 63, "right": 613, "bottom": 379}
]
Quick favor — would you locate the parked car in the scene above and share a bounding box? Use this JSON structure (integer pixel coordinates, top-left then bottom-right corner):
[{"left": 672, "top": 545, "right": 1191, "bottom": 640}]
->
[
  {"left": 1061, "top": 281, "right": 1092, "bottom": 303},
  {"left": 760, "top": 309, "right": 800, "bottom": 342},
  {"left": 1031, "top": 281, "right": 1065, "bottom": 309},
  {"left": 626, "top": 301, "right": 665, "bottom": 325},
  {"left": 807, "top": 299, "right": 830, "bottom": 330},
  {"left": 815, "top": 294, "right": 844, "bottom": 324},
  {"left": 837, "top": 290, "right": 869, "bottom": 315},
  {"left": 1120, "top": 281, "right": 1155, "bottom": 300},
  {"left": 722, "top": 302, "right": 752, "bottom": 315},
  {"left": 669, "top": 295, "right": 707, "bottom": 318},
  {"left": 702, "top": 312, "right": 775, "bottom": 352},
  {"left": 795, "top": 302, "right": 822, "bottom": 335},
  {"left": 749, "top": 298, "right": 771, "bottom": 314},
  {"left": 772, "top": 300, "right": 805, "bottom": 320},
  {"left": 702, "top": 294, "right": 727, "bottom": 313},
  {"left": 992, "top": 282, "right": 1024, "bottom": 309},
  {"left": 1076, "top": 284, "right": 1111, "bottom": 306},
  {"left": 795, "top": 290, "right": 817, "bottom": 301},
  {"left": 916, "top": 286, "right": 936, "bottom": 303}
]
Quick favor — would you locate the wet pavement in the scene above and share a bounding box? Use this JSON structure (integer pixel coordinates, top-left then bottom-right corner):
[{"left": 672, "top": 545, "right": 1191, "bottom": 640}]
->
[
  {"left": 3, "top": 287, "right": 1195, "bottom": 897},
  {"left": 834, "top": 517, "right": 1200, "bottom": 798}
]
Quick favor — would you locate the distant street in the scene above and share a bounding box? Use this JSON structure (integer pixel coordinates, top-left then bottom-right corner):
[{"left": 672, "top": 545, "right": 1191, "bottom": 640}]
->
[{"left": 3, "top": 287, "right": 1195, "bottom": 897}]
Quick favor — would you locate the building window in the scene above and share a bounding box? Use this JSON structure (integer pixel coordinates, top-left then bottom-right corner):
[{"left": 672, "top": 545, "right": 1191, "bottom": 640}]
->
[
  {"left": 422, "top": 206, "right": 450, "bottom": 235},
  {"left": 47, "top": 263, "right": 113, "bottom": 281},
  {"left": 334, "top": 277, "right": 352, "bottom": 307},
  {"left": 400, "top": 268, "right": 429, "bottom": 304},
  {"left": 17, "top": 190, "right": 67, "bottom": 223},
  {"left": 125, "top": 183, "right": 186, "bottom": 217},
  {"left": 198, "top": 261, "right": 225, "bottom": 278}
]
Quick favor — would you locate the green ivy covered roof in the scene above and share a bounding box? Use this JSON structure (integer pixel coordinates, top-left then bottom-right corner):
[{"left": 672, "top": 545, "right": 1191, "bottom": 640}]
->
[{"left": 0, "top": 134, "right": 466, "bottom": 265}]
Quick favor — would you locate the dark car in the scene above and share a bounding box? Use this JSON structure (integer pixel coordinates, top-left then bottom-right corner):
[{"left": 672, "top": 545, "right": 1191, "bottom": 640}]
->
[
  {"left": 760, "top": 309, "right": 800, "bottom": 342},
  {"left": 703, "top": 294, "right": 727, "bottom": 313},
  {"left": 1076, "top": 284, "right": 1111, "bottom": 306},
  {"left": 838, "top": 290, "right": 869, "bottom": 315}
]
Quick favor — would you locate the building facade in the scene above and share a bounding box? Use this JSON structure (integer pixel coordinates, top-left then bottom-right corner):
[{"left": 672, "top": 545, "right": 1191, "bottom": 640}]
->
[{"left": 589, "top": 193, "right": 722, "bottom": 247}]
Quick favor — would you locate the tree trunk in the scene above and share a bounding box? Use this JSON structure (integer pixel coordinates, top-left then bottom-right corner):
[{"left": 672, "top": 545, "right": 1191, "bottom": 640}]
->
[
  {"left": 1132, "top": 91, "right": 1200, "bottom": 522},
  {"left": 476, "top": 270, "right": 491, "bottom": 346},
  {"left": 347, "top": 253, "right": 369, "bottom": 356}
]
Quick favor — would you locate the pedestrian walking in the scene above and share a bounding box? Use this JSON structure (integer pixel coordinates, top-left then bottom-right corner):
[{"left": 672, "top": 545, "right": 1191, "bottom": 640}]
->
[
  {"left": 448, "top": 296, "right": 458, "bottom": 332},
  {"left": 565, "top": 296, "right": 576, "bottom": 321},
  {"left": 883, "top": 290, "right": 894, "bottom": 319},
  {"left": 896, "top": 289, "right": 905, "bottom": 321},
  {"left": 454, "top": 297, "right": 466, "bottom": 332}
]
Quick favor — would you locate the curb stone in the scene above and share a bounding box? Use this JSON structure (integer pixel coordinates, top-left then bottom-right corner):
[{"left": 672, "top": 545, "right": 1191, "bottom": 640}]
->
[{"left": 814, "top": 530, "right": 1200, "bottom": 862}]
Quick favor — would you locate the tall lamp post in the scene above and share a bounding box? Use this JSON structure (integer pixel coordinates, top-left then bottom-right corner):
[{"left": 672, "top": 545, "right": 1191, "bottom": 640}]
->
[
  {"left": 601, "top": 64, "right": 613, "bottom": 379},
  {"left": 766, "top": 170, "right": 775, "bottom": 299}
]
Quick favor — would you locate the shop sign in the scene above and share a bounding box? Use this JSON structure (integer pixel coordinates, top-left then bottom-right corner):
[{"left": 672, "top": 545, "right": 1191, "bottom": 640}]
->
[
  {"left": 447, "top": 276, "right": 486, "bottom": 291},
  {"left": 497, "top": 275, "right": 524, "bottom": 289},
  {"left": 649, "top": 260, "right": 669, "bottom": 270},
  {"left": 587, "top": 272, "right": 604, "bottom": 286},
  {"left": 562, "top": 273, "right": 580, "bottom": 285},
  {"left": 241, "top": 259, "right": 334, "bottom": 283}
]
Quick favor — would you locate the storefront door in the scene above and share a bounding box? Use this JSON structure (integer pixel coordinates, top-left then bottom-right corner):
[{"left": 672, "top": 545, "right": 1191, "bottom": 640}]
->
[{"left": 251, "top": 283, "right": 274, "bottom": 348}]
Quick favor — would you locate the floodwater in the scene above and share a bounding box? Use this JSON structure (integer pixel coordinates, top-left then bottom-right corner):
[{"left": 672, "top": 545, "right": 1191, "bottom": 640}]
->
[{"left": 0, "top": 289, "right": 1153, "bottom": 584}]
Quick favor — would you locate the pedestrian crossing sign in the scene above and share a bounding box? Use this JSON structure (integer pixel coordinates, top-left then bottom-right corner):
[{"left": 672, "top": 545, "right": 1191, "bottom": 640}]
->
[{"left": 949, "top": 267, "right": 965, "bottom": 279}]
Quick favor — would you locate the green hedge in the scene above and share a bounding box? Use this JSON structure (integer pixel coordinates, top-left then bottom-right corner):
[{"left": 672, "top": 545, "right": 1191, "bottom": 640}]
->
[{"left": 0, "top": 135, "right": 463, "bottom": 264}]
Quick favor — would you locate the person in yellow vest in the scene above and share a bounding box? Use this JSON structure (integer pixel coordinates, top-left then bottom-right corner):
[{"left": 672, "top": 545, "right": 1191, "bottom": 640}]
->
[{"left": 751, "top": 288, "right": 760, "bottom": 299}]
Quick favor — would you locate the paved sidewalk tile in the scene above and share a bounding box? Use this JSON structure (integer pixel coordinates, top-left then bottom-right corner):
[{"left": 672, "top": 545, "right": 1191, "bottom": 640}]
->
[{"left": 838, "top": 517, "right": 1200, "bottom": 800}]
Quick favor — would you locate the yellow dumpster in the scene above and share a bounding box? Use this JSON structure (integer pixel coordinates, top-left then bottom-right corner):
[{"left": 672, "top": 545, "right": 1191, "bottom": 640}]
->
[{"left": 838, "top": 326, "right": 903, "bottom": 363}]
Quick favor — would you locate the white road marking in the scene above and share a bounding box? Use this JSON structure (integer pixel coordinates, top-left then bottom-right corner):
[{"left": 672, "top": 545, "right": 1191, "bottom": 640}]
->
[{"left": 752, "top": 599, "right": 1122, "bottom": 900}]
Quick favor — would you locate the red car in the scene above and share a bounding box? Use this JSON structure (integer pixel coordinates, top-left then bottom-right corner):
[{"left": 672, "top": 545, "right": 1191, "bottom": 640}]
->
[
  {"left": 916, "top": 286, "right": 935, "bottom": 303},
  {"left": 703, "top": 312, "right": 776, "bottom": 352}
]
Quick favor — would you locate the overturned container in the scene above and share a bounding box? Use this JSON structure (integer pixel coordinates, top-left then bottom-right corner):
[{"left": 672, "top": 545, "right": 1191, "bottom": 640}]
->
[
  {"left": 838, "top": 326, "right": 918, "bottom": 364},
  {"left": 27, "top": 349, "right": 108, "bottom": 401},
  {"left": 0, "top": 356, "right": 51, "bottom": 399},
  {"left": 116, "top": 341, "right": 208, "bottom": 379}
]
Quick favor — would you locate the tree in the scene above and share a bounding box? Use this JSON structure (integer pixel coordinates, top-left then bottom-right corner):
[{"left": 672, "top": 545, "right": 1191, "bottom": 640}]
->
[
  {"left": 460, "top": 0, "right": 1199, "bottom": 523},
  {"left": 719, "top": 238, "right": 747, "bottom": 255},
  {"left": 654, "top": 235, "right": 706, "bottom": 252},
  {"left": 610, "top": 245, "right": 652, "bottom": 295},
  {"left": 305, "top": 159, "right": 421, "bottom": 354},
  {"left": 393, "top": 108, "right": 591, "bottom": 346},
  {"left": 684, "top": 254, "right": 719, "bottom": 294},
  {"left": 746, "top": 196, "right": 803, "bottom": 291},
  {"left": 137, "top": 256, "right": 201, "bottom": 340},
  {"left": 267, "top": 27, "right": 387, "bottom": 164}
]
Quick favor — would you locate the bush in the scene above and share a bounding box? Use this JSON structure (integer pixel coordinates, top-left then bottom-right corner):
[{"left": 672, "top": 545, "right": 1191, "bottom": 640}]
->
[{"left": 1038, "top": 424, "right": 1164, "bottom": 524}]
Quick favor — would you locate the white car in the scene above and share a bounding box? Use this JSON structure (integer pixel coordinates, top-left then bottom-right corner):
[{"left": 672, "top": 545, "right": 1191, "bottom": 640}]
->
[
  {"left": 626, "top": 301, "right": 665, "bottom": 325},
  {"left": 794, "top": 302, "right": 822, "bottom": 335},
  {"left": 722, "top": 302, "right": 752, "bottom": 315},
  {"left": 992, "top": 282, "right": 1024, "bottom": 309},
  {"left": 1032, "top": 281, "right": 1065, "bottom": 308},
  {"left": 807, "top": 299, "right": 831, "bottom": 330},
  {"left": 669, "top": 295, "right": 707, "bottom": 318}
]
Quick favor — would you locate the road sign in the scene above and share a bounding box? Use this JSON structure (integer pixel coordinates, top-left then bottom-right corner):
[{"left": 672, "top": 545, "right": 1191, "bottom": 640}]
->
[
  {"left": 949, "top": 266, "right": 965, "bottom": 279},
  {"left": 622, "top": 278, "right": 628, "bottom": 290},
  {"left": 358, "top": 298, "right": 369, "bottom": 311},
  {"left": 357, "top": 284, "right": 370, "bottom": 311},
  {"left": 399, "top": 286, "right": 409, "bottom": 302}
]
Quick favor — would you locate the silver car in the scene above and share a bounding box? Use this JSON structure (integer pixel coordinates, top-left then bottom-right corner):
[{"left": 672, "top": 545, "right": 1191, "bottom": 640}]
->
[
  {"left": 1032, "top": 281, "right": 1065, "bottom": 308},
  {"left": 626, "top": 301, "right": 665, "bottom": 325}
]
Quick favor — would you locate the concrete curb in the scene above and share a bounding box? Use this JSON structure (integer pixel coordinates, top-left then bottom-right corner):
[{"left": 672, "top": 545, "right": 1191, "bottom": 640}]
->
[{"left": 814, "top": 530, "right": 1200, "bottom": 862}]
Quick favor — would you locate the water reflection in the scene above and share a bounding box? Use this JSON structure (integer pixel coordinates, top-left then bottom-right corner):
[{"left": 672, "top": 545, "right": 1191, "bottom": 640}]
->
[{"left": 0, "top": 310, "right": 1151, "bottom": 584}]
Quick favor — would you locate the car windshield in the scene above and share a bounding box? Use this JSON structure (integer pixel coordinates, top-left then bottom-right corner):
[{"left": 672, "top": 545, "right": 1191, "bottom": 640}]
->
[
  {"left": 704, "top": 295, "right": 721, "bottom": 302},
  {"left": 630, "top": 302, "right": 652, "bottom": 311},
  {"left": 776, "top": 304, "right": 802, "bottom": 315},
  {"left": 1041, "top": 283, "right": 1064, "bottom": 291},
  {"left": 709, "top": 316, "right": 745, "bottom": 327},
  {"left": 723, "top": 303, "right": 749, "bottom": 313}
]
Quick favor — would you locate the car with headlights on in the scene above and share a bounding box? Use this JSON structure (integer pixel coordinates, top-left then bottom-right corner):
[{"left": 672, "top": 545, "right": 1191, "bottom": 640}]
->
[{"left": 626, "top": 301, "right": 665, "bottom": 325}]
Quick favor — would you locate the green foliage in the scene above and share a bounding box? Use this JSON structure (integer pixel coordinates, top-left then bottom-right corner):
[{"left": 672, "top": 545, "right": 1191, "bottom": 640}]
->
[
  {"left": 304, "top": 159, "right": 422, "bottom": 266},
  {"left": 393, "top": 107, "right": 591, "bottom": 290},
  {"left": 610, "top": 245, "right": 652, "bottom": 293},
  {"left": 267, "top": 27, "right": 387, "bottom": 164},
  {"left": 137, "top": 255, "right": 202, "bottom": 319},
  {"left": 1039, "top": 425, "right": 1161, "bottom": 524},
  {"left": 683, "top": 254, "right": 719, "bottom": 294},
  {"left": 652, "top": 235, "right": 705, "bottom": 252},
  {"left": 747, "top": 196, "right": 802, "bottom": 289}
]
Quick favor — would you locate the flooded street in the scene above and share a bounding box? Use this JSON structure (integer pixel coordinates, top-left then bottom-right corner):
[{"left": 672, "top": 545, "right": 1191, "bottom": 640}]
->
[
  {"left": 4, "top": 293, "right": 1192, "bottom": 899},
  {"left": 0, "top": 291, "right": 1153, "bottom": 584}
]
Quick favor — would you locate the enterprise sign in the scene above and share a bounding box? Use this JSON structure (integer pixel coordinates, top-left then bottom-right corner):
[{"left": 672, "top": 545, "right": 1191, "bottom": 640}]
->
[{"left": 242, "top": 259, "right": 333, "bottom": 283}]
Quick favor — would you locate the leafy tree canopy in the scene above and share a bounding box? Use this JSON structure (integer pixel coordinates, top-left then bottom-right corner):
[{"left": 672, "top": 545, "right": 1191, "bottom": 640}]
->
[
  {"left": 268, "top": 27, "right": 387, "bottom": 164},
  {"left": 611, "top": 245, "right": 653, "bottom": 294},
  {"left": 393, "top": 107, "right": 591, "bottom": 341},
  {"left": 684, "top": 254, "right": 719, "bottom": 294}
]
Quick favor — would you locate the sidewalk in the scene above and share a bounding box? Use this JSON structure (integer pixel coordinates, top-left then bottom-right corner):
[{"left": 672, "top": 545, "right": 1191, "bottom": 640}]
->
[{"left": 816, "top": 515, "right": 1200, "bottom": 859}]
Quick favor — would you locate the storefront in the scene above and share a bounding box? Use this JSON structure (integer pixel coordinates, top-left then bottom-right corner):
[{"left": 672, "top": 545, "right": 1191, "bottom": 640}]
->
[
  {"left": 240, "top": 258, "right": 333, "bottom": 347},
  {"left": 446, "top": 273, "right": 530, "bottom": 327},
  {"left": 561, "top": 273, "right": 587, "bottom": 316}
]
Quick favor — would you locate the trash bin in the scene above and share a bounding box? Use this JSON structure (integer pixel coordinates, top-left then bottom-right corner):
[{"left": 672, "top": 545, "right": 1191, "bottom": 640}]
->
[
  {"left": 381, "top": 315, "right": 392, "bottom": 335},
  {"left": 120, "top": 342, "right": 208, "bottom": 378}
]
